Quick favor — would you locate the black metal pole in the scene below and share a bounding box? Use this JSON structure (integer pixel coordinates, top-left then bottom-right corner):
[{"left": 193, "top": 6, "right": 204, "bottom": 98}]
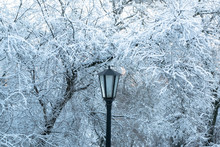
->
[{"left": 105, "top": 99, "right": 113, "bottom": 147}]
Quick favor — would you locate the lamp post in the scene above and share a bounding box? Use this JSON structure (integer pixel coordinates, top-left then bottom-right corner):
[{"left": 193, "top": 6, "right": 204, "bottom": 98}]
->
[{"left": 98, "top": 66, "right": 121, "bottom": 147}]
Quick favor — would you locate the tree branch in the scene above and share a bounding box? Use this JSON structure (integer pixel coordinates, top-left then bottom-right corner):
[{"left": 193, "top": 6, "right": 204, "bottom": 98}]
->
[{"left": 14, "top": 0, "right": 22, "bottom": 22}]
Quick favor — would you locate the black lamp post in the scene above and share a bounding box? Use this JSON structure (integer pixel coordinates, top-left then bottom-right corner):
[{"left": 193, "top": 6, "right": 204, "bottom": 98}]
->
[{"left": 98, "top": 66, "right": 121, "bottom": 147}]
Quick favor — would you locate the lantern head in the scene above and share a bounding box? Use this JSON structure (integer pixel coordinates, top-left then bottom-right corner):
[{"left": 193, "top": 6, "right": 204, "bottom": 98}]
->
[{"left": 98, "top": 66, "right": 121, "bottom": 99}]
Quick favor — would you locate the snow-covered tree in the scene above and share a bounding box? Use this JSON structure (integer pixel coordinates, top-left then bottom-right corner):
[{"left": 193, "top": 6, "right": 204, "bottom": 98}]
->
[{"left": 0, "top": 0, "right": 219, "bottom": 146}]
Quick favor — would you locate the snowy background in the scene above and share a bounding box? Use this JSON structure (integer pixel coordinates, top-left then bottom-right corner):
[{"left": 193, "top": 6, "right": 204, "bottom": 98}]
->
[{"left": 0, "top": 0, "right": 219, "bottom": 146}]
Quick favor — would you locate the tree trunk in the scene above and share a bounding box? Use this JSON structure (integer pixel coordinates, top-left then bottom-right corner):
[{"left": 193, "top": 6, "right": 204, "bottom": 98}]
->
[{"left": 207, "top": 88, "right": 219, "bottom": 144}]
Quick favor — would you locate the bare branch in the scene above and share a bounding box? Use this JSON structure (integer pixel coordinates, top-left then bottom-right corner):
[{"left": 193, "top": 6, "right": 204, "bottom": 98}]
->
[
  {"left": 14, "top": 0, "right": 23, "bottom": 22},
  {"left": 36, "top": 0, "right": 55, "bottom": 38}
]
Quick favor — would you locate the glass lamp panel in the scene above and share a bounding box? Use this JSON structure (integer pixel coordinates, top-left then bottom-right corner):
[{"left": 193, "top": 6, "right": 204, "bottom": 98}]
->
[
  {"left": 113, "top": 76, "right": 119, "bottom": 98},
  {"left": 99, "top": 75, "right": 105, "bottom": 98},
  {"left": 106, "top": 75, "right": 114, "bottom": 98}
]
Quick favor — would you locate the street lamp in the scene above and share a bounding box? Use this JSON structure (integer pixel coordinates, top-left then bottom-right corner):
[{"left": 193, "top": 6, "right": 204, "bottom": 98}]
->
[{"left": 98, "top": 66, "right": 121, "bottom": 147}]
